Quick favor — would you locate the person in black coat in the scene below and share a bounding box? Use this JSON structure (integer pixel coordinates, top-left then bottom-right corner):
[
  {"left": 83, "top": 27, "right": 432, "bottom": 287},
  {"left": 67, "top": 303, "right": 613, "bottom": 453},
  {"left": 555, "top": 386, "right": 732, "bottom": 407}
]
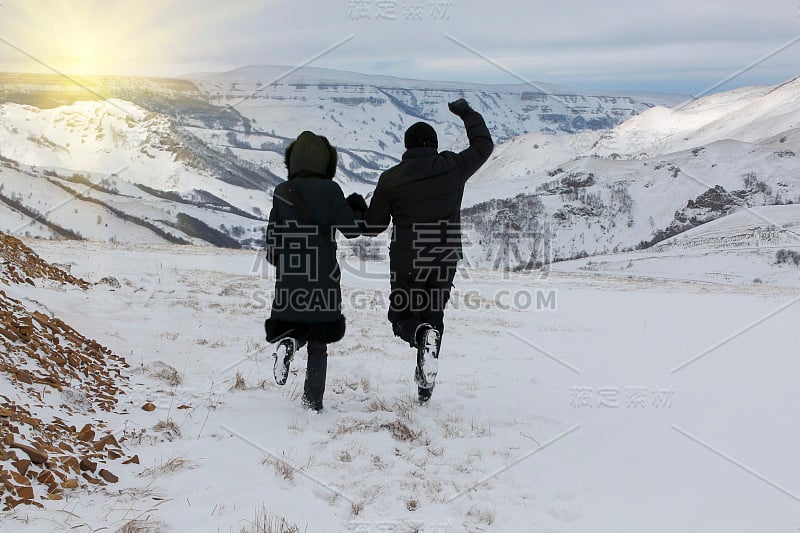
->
[
  {"left": 265, "top": 131, "right": 363, "bottom": 412},
  {"left": 349, "top": 99, "right": 494, "bottom": 403}
]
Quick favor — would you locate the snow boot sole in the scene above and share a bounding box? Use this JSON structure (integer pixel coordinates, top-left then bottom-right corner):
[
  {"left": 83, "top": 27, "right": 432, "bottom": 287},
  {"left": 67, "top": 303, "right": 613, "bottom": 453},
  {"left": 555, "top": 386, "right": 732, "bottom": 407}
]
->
[
  {"left": 272, "top": 338, "right": 296, "bottom": 386},
  {"left": 416, "top": 327, "right": 440, "bottom": 389}
]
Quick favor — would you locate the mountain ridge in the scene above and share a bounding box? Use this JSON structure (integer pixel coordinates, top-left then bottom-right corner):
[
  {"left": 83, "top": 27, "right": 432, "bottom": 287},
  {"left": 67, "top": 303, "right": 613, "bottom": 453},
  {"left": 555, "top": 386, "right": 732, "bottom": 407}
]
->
[
  {"left": 0, "top": 67, "right": 797, "bottom": 264},
  {"left": 184, "top": 64, "right": 686, "bottom": 101}
]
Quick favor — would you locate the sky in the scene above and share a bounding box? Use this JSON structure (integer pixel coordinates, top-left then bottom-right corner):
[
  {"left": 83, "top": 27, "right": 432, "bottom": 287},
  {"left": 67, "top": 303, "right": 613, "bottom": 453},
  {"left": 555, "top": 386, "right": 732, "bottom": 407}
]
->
[{"left": 0, "top": 0, "right": 797, "bottom": 94}]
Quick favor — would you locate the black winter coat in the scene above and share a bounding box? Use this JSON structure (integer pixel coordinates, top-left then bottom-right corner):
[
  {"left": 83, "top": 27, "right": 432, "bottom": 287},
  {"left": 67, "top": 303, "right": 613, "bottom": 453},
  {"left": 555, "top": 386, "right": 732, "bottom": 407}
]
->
[
  {"left": 363, "top": 110, "right": 494, "bottom": 273},
  {"left": 265, "top": 177, "right": 361, "bottom": 343}
]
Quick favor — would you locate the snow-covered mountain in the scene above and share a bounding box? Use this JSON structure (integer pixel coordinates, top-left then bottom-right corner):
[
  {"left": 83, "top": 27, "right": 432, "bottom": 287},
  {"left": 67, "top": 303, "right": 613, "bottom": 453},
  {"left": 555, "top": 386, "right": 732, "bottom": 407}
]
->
[
  {"left": 462, "top": 76, "right": 800, "bottom": 265},
  {"left": 0, "top": 99, "right": 272, "bottom": 247},
  {"left": 1, "top": 68, "right": 797, "bottom": 261},
  {"left": 593, "top": 77, "right": 800, "bottom": 157},
  {"left": 0, "top": 67, "right": 682, "bottom": 248},
  {"left": 188, "top": 64, "right": 682, "bottom": 156}
]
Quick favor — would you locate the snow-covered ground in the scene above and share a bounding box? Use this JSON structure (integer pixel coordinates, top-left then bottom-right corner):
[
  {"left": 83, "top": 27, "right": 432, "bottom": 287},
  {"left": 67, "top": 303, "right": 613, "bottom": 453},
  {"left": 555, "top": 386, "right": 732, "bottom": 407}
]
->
[
  {"left": 1, "top": 239, "right": 799, "bottom": 532},
  {"left": 553, "top": 205, "right": 800, "bottom": 287}
]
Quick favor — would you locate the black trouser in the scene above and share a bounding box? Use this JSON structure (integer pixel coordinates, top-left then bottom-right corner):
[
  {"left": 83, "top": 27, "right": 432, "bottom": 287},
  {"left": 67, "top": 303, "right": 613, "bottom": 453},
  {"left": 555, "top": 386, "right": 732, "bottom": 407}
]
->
[
  {"left": 388, "top": 263, "right": 457, "bottom": 347},
  {"left": 303, "top": 340, "right": 328, "bottom": 406}
]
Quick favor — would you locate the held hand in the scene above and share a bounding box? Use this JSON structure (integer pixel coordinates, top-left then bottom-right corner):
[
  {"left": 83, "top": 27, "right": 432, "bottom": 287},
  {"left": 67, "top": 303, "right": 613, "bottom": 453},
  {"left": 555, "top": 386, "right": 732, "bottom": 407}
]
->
[
  {"left": 346, "top": 193, "right": 368, "bottom": 214},
  {"left": 448, "top": 98, "right": 473, "bottom": 118}
]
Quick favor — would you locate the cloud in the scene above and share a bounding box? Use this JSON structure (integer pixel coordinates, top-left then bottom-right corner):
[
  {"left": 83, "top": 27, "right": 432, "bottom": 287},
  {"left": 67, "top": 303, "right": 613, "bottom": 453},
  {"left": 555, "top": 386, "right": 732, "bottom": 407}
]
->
[{"left": 0, "top": 0, "right": 797, "bottom": 92}]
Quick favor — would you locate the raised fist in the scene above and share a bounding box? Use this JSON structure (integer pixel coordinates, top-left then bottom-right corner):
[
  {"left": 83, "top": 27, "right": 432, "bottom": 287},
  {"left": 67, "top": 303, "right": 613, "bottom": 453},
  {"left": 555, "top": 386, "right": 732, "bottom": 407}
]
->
[{"left": 448, "top": 98, "right": 473, "bottom": 118}]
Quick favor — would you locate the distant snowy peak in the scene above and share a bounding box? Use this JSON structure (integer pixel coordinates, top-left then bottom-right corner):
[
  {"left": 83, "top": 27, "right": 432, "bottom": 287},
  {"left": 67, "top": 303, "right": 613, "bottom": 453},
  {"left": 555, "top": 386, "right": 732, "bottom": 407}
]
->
[
  {"left": 186, "top": 65, "right": 685, "bottom": 153},
  {"left": 593, "top": 76, "right": 800, "bottom": 157}
]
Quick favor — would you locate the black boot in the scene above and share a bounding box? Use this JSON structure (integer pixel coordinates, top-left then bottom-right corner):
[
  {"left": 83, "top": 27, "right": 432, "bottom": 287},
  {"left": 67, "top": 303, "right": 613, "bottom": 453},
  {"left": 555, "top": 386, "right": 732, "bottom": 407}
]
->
[
  {"left": 301, "top": 395, "right": 324, "bottom": 412},
  {"left": 302, "top": 341, "right": 328, "bottom": 412}
]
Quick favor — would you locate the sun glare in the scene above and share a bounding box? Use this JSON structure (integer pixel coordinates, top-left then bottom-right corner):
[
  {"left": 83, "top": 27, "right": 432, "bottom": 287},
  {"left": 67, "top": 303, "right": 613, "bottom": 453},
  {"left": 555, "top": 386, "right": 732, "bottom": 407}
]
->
[{"left": 6, "top": 0, "right": 269, "bottom": 76}]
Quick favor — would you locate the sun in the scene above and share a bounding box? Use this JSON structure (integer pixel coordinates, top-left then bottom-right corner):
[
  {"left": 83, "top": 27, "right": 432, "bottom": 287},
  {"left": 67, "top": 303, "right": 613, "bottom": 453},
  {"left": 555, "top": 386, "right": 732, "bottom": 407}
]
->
[
  {"left": 2, "top": 0, "right": 270, "bottom": 76},
  {"left": 3, "top": 0, "right": 167, "bottom": 75},
  {"left": 64, "top": 35, "right": 109, "bottom": 77}
]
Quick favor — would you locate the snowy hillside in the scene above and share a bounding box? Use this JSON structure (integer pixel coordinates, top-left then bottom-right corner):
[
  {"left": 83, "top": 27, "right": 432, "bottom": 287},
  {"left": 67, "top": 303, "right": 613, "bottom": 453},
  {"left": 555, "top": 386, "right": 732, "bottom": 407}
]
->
[
  {"left": 1, "top": 238, "right": 798, "bottom": 532},
  {"left": 0, "top": 99, "right": 277, "bottom": 247},
  {"left": 1, "top": 164, "right": 273, "bottom": 248},
  {"left": 463, "top": 76, "right": 800, "bottom": 265},
  {"left": 0, "top": 98, "right": 278, "bottom": 203},
  {"left": 1, "top": 69, "right": 798, "bottom": 261},
  {"left": 656, "top": 204, "right": 800, "bottom": 252},
  {"left": 593, "top": 76, "right": 800, "bottom": 157},
  {"left": 0, "top": 67, "right": 685, "bottom": 250},
  {"left": 552, "top": 205, "right": 800, "bottom": 286}
]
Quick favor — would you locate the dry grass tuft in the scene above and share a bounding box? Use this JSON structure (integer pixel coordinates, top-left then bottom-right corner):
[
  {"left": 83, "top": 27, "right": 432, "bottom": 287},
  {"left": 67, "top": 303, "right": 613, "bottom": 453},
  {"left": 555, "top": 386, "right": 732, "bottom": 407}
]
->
[
  {"left": 393, "top": 394, "right": 418, "bottom": 422},
  {"left": 152, "top": 419, "right": 181, "bottom": 442},
  {"left": 329, "top": 417, "right": 375, "bottom": 437},
  {"left": 380, "top": 419, "right": 423, "bottom": 442},
  {"left": 338, "top": 450, "right": 353, "bottom": 463},
  {"left": 240, "top": 506, "right": 301, "bottom": 533},
  {"left": 350, "top": 501, "right": 364, "bottom": 516},
  {"left": 149, "top": 361, "right": 182, "bottom": 386},
  {"left": 366, "top": 397, "right": 389, "bottom": 412},
  {"left": 139, "top": 456, "right": 194, "bottom": 478},
  {"left": 467, "top": 505, "right": 496, "bottom": 525},
  {"left": 440, "top": 413, "right": 492, "bottom": 439},
  {"left": 441, "top": 412, "right": 464, "bottom": 438},
  {"left": 116, "top": 517, "right": 168, "bottom": 533},
  {"left": 469, "top": 416, "right": 492, "bottom": 437},
  {"left": 262, "top": 455, "right": 295, "bottom": 480},
  {"left": 232, "top": 371, "right": 247, "bottom": 390}
]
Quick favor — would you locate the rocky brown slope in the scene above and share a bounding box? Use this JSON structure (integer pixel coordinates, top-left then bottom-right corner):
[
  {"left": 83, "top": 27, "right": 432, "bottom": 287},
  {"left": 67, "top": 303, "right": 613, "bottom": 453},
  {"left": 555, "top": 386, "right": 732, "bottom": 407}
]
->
[{"left": 0, "top": 233, "right": 132, "bottom": 510}]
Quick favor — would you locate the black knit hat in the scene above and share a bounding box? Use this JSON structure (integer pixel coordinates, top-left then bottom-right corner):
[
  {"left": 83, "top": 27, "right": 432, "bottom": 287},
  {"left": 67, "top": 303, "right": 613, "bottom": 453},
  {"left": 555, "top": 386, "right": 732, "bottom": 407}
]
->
[
  {"left": 404, "top": 122, "right": 438, "bottom": 150},
  {"left": 284, "top": 131, "right": 338, "bottom": 179}
]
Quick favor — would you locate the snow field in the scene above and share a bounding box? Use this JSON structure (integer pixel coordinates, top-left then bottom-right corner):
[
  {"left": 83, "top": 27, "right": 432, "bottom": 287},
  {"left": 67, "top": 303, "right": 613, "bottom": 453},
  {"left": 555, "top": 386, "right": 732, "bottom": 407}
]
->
[{"left": 0, "top": 239, "right": 797, "bottom": 532}]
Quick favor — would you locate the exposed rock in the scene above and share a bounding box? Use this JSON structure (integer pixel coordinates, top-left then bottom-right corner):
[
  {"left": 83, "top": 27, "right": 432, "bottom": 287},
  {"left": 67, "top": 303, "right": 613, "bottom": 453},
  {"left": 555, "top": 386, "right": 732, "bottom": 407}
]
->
[
  {"left": 76, "top": 424, "right": 95, "bottom": 442},
  {"left": 16, "top": 485, "right": 34, "bottom": 500},
  {"left": 12, "top": 460, "right": 30, "bottom": 475},
  {"left": 79, "top": 458, "right": 97, "bottom": 472},
  {"left": 98, "top": 469, "right": 118, "bottom": 483},
  {"left": 9, "top": 443, "right": 48, "bottom": 465}
]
